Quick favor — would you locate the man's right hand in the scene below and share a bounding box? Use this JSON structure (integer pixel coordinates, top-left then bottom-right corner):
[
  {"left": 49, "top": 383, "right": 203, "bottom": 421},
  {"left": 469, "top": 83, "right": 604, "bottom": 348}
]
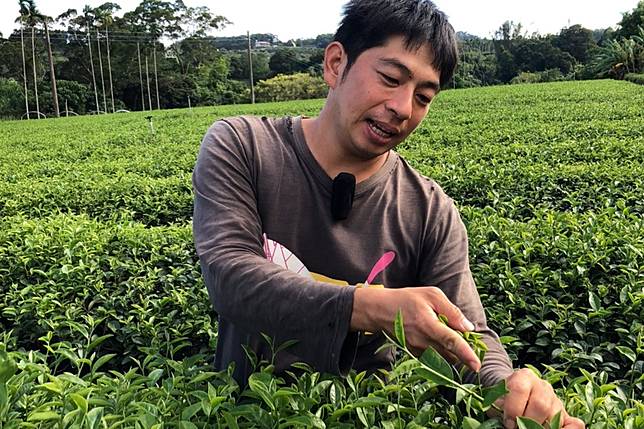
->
[{"left": 351, "top": 286, "right": 481, "bottom": 372}]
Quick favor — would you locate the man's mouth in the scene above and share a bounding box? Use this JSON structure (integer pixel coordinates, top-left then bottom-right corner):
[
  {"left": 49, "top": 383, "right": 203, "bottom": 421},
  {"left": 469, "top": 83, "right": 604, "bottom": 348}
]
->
[{"left": 366, "top": 119, "right": 397, "bottom": 138}]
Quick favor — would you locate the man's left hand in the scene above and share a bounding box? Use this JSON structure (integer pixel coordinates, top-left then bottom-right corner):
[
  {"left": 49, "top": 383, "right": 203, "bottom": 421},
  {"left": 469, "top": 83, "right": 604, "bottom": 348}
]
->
[{"left": 497, "top": 368, "right": 585, "bottom": 429}]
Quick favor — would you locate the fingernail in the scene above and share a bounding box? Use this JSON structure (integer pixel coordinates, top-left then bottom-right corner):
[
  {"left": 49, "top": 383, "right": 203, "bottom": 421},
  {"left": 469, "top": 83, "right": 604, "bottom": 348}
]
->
[
  {"left": 464, "top": 319, "right": 475, "bottom": 331},
  {"left": 504, "top": 418, "right": 516, "bottom": 429},
  {"left": 470, "top": 359, "right": 481, "bottom": 373}
]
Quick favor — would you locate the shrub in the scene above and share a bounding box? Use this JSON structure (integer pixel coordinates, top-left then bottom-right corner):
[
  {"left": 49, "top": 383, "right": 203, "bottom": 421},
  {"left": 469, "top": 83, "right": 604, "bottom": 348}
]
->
[
  {"left": 256, "top": 73, "right": 327, "bottom": 102},
  {"left": 625, "top": 72, "right": 644, "bottom": 84},
  {"left": 0, "top": 78, "right": 24, "bottom": 119},
  {"left": 511, "top": 72, "right": 541, "bottom": 84},
  {"left": 511, "top": 69, "right": 564, "bottom": 84}
]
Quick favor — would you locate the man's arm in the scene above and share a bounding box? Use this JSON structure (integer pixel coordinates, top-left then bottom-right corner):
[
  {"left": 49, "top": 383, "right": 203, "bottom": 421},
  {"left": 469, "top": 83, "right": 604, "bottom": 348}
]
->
[{"left": 193, "top": 118, "right": 357, "bottom": 374}]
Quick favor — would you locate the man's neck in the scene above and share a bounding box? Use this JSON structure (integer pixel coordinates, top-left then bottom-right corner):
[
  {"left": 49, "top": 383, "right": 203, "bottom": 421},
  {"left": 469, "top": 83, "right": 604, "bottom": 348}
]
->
[{"left": 301, "top": 113, "right": 389, "bottom": 183}]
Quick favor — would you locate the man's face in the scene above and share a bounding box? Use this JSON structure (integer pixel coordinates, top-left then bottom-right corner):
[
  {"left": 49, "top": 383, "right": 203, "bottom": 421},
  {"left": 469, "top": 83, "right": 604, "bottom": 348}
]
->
[{"left": 326, "top": 35, "right": 441, "bottom": 161}]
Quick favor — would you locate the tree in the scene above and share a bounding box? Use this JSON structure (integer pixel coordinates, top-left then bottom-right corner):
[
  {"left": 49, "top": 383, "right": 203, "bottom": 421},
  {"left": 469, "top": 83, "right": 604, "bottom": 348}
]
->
[
  {"left": 17, "top": 0, "right": 60, "bottom": 117},
  {"left": 495, "top": 47, "right": 518, "bottom": 82},
  {"left": 228, "top": 51, "right": 271, "bottom": 81},
  {"left": 18, "top": 0, "right": 41, "bottom": 116},
  {"left": 269, "top": 48, "right": 309, "bottom": 76},
  {"left": 614, "top": 0, "right": 644, "bottom": 40},
  {"left": 555, "top": 25, "right": 597, "bottom": 63},
  {"left": 42, "top": 14, "right": 60, "bottom": 116},
  {"left": 0, "top": 78, "right": 24, "bottom": 118},
  {"left": 314, "top": 33, "right": 333, "bottom": 48},
  {"left": 493, "top": 21, "right": 524, "bottom": 82},
  {"left": 494, "top": 20, "right": 524, "bottom": 51},
  {"left": 94, "top": 3, "right": 121, "bottom": 112},
  {"left": 590, "top": 27, "right": 644, "bottom": 77},
  {"left": 453, "top": 48, "right": 498, "bottom": 88},
  {"left": 178, "top": 4, "right": 230, "bottom": 38},
  {"left": 512, "top": 37, "right": 575, "bottom": 75}
]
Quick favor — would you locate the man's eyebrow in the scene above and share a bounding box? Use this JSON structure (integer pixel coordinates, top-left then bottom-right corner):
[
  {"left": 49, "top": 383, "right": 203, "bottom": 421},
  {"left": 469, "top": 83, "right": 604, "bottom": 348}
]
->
[{"left": 379, "top": 58, "right": 440, "bottom": 91}]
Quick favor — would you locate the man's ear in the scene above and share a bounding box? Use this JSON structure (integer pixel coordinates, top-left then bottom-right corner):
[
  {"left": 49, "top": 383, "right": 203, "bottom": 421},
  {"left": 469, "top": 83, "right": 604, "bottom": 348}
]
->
[{"left": 323, "top": 41, "right": 346, "bottom": 89}]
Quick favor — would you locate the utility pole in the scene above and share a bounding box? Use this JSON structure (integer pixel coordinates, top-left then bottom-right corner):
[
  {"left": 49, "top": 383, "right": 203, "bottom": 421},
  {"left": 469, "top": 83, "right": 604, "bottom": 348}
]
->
[
  {"left": 153, "top": 47, "right": 160, "bottom": 110},
  {"left": 145, "top": 55, "right": 152, "bottom": 111},
  {"left": 44, "top": 20, "right": 59, "bottom": 117},
  {"left": 87, "top": 28, "right": 99, "bottom": 113},
  {"left": 105, "top": 28, "right": 115, "bottom": 113},
  {"left": 96, "top": 29, "right": 107, "bottom": 114},
  {"left": 247, "top": 31, "right": 255, "bottom": 104},
  {"left": 31, "top": 26, "right": 40, "bottom": 117},
  {"left": 137, "top": 42, "right": 145, "bottom": 110},
  {"left": 20, "top": 21, "right": 30, "bottom": 119}
]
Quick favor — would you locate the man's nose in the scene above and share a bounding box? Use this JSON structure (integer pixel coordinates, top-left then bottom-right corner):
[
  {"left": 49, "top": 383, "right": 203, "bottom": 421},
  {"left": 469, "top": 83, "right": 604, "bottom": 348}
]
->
[{"left": 385, "top": 87, "right": 413, "bottom": 121}]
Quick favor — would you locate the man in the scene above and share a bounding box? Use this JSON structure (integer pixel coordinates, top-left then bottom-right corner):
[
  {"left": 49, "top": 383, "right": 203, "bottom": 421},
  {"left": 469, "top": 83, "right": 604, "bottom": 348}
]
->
[{"left": 192, "top": 1, "right": 584, "bottom": 427}]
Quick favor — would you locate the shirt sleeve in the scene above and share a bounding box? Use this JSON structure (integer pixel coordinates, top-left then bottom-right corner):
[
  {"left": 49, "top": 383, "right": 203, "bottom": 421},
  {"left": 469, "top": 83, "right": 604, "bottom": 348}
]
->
[
  {"left": 418, "top": 193, "right": 514, "bottom": 386},
  {"left": 192, "top": 118, "right": 357, "bottom": 375}
]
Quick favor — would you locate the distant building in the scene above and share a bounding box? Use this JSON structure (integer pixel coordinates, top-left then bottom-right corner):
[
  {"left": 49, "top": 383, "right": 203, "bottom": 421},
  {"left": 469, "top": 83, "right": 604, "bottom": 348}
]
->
[{"left": 255, "top": 41, "right": 272, "bottom": 48}]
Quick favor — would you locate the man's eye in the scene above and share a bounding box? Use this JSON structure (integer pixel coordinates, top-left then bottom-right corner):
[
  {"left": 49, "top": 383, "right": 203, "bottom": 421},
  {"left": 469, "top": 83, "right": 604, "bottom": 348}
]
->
[
  {"left": 380, "top": 73, "right": 399, "bottom": 86},
  {"left": 416, "top": 94, "right": 431, "bottom": 106}
]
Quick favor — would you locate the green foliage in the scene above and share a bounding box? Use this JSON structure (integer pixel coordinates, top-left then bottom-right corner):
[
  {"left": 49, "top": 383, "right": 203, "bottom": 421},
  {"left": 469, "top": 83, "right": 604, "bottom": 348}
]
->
[
  {"left": 56, "top": 80, "right": 90, "bottom": 114},
  {"left": 555, "top": 25, "right": 597, "bottom": 63},
  {"left": 268, "top": 48, "right": 309, "bottom": 75},
  {"left": 511, "top": 37, "right": 575, "bottom": 76},
  {"left": 511, "top": 69, "right": 564, "bottom": 84},
  {"left": 0, "top": 80, "right": 642, "bottom": 427},
  {"left": 228, "top": 51, "right": 271, "bottom": 81},
  {"left": 256, "top": 73, "right": 327, "bottom": 103},
  {"left": 510, "top": 72, "right": 542, "bottom": 84},
  {"left": 590, "top": 27, "right": 644, "bottom": 77},
  {"left": 625, "top": 72, "right": 644, "bottom": 84},
  {"left": 453, "top": 49, "right": 498, "bottom": 88},
  {"left": 0, "top": 78, "right": 23, "bottom": 118},
  {"left": 613, "top": 1, "right": 644, "bottom": 40}
]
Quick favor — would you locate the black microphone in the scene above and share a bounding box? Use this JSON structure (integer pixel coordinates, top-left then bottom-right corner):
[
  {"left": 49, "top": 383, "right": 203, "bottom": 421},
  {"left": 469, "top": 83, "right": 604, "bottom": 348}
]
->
[{"left": 331, "top": 172, "right": 356, "bottom": 220}]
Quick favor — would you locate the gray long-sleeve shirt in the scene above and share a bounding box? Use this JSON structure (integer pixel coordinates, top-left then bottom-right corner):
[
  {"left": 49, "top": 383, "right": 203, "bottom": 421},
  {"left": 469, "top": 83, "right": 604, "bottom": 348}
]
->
[{"left": 192, "top": 115, "right": 513, "bottom": 386}]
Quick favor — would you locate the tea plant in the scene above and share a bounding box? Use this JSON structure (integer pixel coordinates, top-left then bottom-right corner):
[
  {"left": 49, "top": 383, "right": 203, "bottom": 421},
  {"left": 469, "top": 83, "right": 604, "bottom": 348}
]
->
[{"left": 0, "top": 80, "right": 642, "bottom": 427}]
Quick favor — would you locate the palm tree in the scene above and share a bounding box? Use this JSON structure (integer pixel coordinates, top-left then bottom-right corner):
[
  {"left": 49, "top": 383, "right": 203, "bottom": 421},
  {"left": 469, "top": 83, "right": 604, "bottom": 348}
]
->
[
  {"left": 77, "top": 6, "right": 100, "bottom": 113},
  {"left": 18, "top": 0, "right": 60, "bottom": 117},
  {"left": 42, "top": 15, "right": 60, "bottom": 117},
  {"left": 94, "top": 3, "right": 121, "bottom": 113},
  {"left": 14, "top": 12, "right": 30, "bottom": 119},
  {"left": 18, "top": 0, "right": 39, "bottom": 117}
]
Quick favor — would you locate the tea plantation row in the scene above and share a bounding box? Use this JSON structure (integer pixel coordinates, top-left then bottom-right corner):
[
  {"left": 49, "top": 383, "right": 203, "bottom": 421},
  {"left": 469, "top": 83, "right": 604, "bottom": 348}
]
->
[
  {"left": 0, "top": 80, "right": 642, "bottom": 428},
  {"left": 0, "top": 82, "right": 642, "bottom": 225}
]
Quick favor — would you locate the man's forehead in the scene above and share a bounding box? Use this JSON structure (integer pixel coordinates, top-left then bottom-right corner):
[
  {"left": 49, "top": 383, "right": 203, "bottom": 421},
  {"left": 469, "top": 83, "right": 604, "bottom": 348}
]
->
[{"left": 372, "top": 35, "right": 436, "bottom": 63}]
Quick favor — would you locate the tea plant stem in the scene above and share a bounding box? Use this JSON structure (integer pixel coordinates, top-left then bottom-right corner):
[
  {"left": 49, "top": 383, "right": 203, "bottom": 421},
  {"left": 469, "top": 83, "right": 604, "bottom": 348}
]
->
[{"left": 393, "top": 341, "right": 502, "bottom": 413}]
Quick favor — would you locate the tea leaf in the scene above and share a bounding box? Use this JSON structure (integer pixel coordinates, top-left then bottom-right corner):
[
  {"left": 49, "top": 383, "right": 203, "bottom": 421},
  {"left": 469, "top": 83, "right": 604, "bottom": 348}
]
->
[
  {"left": 418, "top": 346, "right": 453, "bottom": 385},
  {"left": 394, "top": 309, "right": 406, "bottom": 348},
  {"left": 482, "top": 380, "right": 509, "bottom": 408},
  {"left": 517, "top": 417, "right": 544, "bottom": 429}
]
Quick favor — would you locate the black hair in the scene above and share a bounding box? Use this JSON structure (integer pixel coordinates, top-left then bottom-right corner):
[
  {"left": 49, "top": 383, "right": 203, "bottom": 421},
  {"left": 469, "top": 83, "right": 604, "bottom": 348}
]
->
[{"left": 333, "top": 0, "right": 458, "bottom": 86}]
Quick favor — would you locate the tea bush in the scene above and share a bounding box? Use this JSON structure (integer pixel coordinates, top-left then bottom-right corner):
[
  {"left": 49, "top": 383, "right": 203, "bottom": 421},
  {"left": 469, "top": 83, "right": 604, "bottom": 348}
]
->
[{"left": 0, "top": 80, "right": 642, "bottom": 427}]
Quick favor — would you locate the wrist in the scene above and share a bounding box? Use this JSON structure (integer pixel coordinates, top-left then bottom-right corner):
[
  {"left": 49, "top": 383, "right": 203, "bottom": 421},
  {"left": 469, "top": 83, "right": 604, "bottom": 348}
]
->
[{"left": 350, "top": 287, "right": 389, "bottom": 332}]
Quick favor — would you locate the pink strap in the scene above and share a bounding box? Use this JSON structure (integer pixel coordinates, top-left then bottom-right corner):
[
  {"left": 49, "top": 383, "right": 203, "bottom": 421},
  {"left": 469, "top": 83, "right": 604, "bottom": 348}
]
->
[{"left": 365, "top": 251, "right": 396, "bottom": 285}]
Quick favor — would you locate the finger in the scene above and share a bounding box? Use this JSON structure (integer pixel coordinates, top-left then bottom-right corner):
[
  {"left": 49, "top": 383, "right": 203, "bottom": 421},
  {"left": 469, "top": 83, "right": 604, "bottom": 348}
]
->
[
  {"left": 523, "top": 383, "right": 558, "bottom": 425},
  {"left": 562, "top": 413, "right": 585, "bottom": 429},
  {"left": 426, "top": 287, "right": 475, "bottom": 332},
  {"left": 427, "top": 316, "right": 481, "bottom": 372},
  {"left": 503, "top": 372, "right": 533, "bottom": 429}
]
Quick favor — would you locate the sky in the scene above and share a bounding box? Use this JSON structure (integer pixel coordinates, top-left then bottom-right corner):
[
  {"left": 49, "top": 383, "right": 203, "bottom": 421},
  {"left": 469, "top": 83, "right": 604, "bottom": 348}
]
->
[{"left": 1, "top": 0, "right": 639, "bottom": 41}]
